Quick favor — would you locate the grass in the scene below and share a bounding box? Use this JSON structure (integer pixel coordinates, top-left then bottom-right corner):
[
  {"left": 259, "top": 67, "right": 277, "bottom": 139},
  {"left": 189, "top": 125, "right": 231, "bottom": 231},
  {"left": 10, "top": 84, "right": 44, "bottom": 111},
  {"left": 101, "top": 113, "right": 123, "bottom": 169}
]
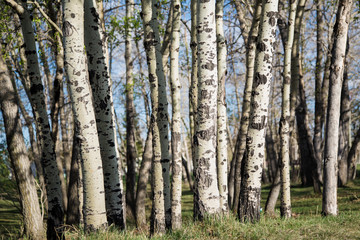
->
[{"left": 1, "top": 171, "right": 360, "bottom": 239}]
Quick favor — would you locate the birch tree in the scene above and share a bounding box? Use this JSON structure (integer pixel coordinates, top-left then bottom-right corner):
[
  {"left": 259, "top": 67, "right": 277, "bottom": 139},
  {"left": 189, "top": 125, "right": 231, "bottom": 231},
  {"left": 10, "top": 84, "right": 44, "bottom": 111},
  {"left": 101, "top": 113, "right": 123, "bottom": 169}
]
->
[
  {"left": 322, "top": 0, "right": 353, "bottom": 216},
  {"left": 193, "top": 0, "right": 220, "bottom": 219},
  {"left": 170, "top": 0, "right": 182, "bottom": 229},
  {"left": 279, "top": 0, "right": 297, "bottom": 218},
  {"left": 84, "top": 0, "right": 125, "bottom": 228},
  {"left": 238, "top": 0, "right": 278, "bottom": 222},
  {"left": 63, "top": 0, "right": 107, "bottom": 230},
  {"left": 215, "top": 0, "right": 228, "bottom": 213},
  {"left": 0, "top": 44, "right": 45, "bottom": 240}
]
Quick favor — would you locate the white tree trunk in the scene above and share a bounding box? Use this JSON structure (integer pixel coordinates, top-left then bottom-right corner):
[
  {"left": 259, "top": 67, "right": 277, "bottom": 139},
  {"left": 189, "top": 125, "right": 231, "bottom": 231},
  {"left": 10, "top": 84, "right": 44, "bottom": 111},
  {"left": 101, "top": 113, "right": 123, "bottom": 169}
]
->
[
  {"left": 63, "top": 0, "right": 107, "bottom": 231},
  {"left": 322, "top": 0, "right": 353, "bottom": 216},
  {"left": 193, "top": 0, "right": 220, "bottom": 219},
  {"left": 170, "top": 0, "right": 182, "bottom": 230},
  {"left": 238, "top": 0, "right": 279, "bottom": 222},
  {"left": 84, "top": 0, "right": 125, "bottom": 228},
  {"left": 216, "top": 0, "right": 229, "bottom": 214},
  {"left": 141, "top": 0, "right": 166, "bottom": 233},
  {"left": 279, "top": 0, "right": 297, "bottom": 218}
]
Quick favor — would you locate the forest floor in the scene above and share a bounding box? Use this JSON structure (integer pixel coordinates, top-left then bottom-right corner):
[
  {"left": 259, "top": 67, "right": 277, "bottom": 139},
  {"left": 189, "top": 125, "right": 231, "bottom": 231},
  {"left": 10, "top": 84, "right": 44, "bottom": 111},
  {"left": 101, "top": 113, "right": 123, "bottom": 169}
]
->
[{"left": 1, "top": 169, "right": 360, "bottom": 239}]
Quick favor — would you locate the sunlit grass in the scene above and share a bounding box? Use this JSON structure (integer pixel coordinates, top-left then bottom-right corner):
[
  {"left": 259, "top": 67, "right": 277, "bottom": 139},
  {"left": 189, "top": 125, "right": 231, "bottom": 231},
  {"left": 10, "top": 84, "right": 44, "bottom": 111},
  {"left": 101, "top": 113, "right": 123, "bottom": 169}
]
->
[{"left": 1, "top": 171, "right": 360, "bottom": 239}]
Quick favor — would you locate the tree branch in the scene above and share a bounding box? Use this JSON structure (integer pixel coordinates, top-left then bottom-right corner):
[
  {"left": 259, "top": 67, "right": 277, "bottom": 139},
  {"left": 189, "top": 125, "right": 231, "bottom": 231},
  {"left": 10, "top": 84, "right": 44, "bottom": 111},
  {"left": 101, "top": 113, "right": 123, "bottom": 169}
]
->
[{"left": 28, "top": 1, "right": 63, "bottom": 37}]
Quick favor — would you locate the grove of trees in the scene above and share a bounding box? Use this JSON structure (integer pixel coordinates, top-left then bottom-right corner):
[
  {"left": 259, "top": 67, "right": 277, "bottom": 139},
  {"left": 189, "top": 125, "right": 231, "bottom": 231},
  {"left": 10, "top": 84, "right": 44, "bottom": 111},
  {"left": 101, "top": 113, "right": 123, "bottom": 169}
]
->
[{"left": 0, "top": 0, "right": 359, "bottom": 238}]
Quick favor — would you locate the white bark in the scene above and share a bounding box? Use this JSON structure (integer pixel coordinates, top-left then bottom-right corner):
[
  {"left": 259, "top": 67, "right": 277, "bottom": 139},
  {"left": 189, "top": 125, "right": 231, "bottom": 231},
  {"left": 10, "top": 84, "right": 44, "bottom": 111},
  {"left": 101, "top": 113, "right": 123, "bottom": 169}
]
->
[
  {"left": 239, "top": 0, "right": 279, "bottom": 222},
  {"left": 170, "top": 0, "right": 182, "bottom": 230},
  {"left": 194, "top": 0, "right": 220, "bottom": 219},
  {"left": 322, "top": 0, "right": 353, "bottom": 216},
  {"left": 84, "top": 0, "right": 125, "bottom": 228},
  {"left": 141, "top": 0, "right": 166, "bottom": 233},
  {"left": 279, "top": 0, "right": 297, "bottom": 218},
  {"left": 63, "top": 0, "right": 107, "bottom": 231},
  {"left": 216, "top": 0, "right": 228, "bottom": 214}
]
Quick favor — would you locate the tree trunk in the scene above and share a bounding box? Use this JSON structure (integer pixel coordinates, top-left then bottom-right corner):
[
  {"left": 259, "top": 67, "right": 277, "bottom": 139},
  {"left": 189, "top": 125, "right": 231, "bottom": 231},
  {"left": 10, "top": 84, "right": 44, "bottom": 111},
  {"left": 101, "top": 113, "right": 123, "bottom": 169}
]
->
[
  {"left": 170, "top": 0, "right": 182, "bottom": 229},
  {"left": 232, "top": 0, "right": 262, "bottom": 214},
  {"left": 313, "top": 0, "right": 325, "bottom": 183},
  {"left": 0, "top": 44, "right": 45, "bottom": 240},
  {"left": 84, "top": 0, "right": 125, "bottom": 228},
  {"left": 216, "top": 0, "right": 229, "bottom": 214},
  {"left": 135, "top": 128, "right": 153, "bottom": 230},
  {"left": 124, "top": 0, "right": 138, "bottom": 222},
  {"left": 193, "top": 0, "right": 221, "bottom": 220},
  {"left": 322, "top": 0, "right": 353, "bottom": 216},
  {"left": 63, "top": 0, "right": 107, "bottom": 230},
  {"left": 66, "top": 128, "right": 81, "bottom": 226},
  {"left": 265, "top": 169, "right": 280, "bottom": 217},
  {"left": 5, "top": 1, "right": 65, "bottom": 238},
  {"left": 141, "top": 0, "right": 166, "bottom": 233},
  {"left": 338, "top": 40, "right": 350, "bottom": 187},
  {"left": 238, "top": 0, "right": 278, "bottom": 223},
  {"left": 279, "top": 0, "right": 297, "bottom": 218},
  {"left": 189, "top": 0, "right": 198, "bottom": 171},
  {"left": 348, "top": 127, "right": 360, "bottom": 180}
]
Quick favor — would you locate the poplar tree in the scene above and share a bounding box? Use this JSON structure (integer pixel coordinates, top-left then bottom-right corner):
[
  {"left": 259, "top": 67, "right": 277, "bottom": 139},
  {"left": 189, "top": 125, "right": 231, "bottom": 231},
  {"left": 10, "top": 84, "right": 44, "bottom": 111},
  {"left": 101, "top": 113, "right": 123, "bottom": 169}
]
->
[
  {"left": 193, "top": 0, "right": 221, "bottom": 219},
  {"left": 63, "top": 0, "right": 107, "bottom": 231},
  {"left": 322, "top": 0, "right": 353, "bottom": 216},
  {"left": 84, "top": 0, "right": 125, "bottom": 228},
  {"left": 170, "top": 0, "right": 182, "bottom": 229},
  {"left": 238, "top": 0, "right": 279, "bottom": 222}
]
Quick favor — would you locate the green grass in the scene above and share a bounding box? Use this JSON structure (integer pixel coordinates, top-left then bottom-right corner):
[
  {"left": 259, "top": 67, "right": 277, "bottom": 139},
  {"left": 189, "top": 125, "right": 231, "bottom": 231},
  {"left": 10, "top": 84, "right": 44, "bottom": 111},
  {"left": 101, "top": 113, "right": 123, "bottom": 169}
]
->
[
  {"left": 1, "top": 173, "right": 360, "bottom": 239},
  {"left": 0, "top": 199, "right": 22, "bottom": 239}
]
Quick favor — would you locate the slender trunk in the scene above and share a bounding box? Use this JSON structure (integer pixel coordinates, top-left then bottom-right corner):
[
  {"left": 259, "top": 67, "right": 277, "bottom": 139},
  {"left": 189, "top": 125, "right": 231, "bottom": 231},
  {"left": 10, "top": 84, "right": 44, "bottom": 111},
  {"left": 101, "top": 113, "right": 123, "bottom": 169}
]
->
[
  {"left": 322, "top": 0, "right": 353, "bottom": 216},
  {"left": 124, "top": 0, "right": 138, "bottom": 221},
  {"left": 265, "top": 169, "right": 280, "bottom": 216},
  {"left": 348, "top": 127, "right": 360, "bottom": 180},
  {"left": 238, "top": 0, "right": 278, "bottom": 223},
  {"left": 84, "top": 0, "right": 125, "bottom": 228},
  {"left": 313, "top": 0, "right": 325, "bottom": 182},
  {"left": 63, "top": 0, "right": 107, "bottom": 230},
  {"left": 66, "top": 128, "right": 81, "bottom": 225},
  {"left": 189, "top": 0, "right": 198, "bottom": 171},
  {"left": 216, "top": 0, "right": 228, "bottom": 214},
  {"left": 279, "top": 0, "right": 297, "bottom": 218},
  {"left": 338, "top": 40, "right": 350, "bottom": 187},
  {"left": 0, "top": 45, "right": 45, "bottom": 240},
  {"left": 232, "top": 0, "right": 262, "bottom": 214},
  {"left": 141, "top": 0, "right": 167, "bottom": 233},
  {"left": 170, "top": 0, "right": 182, "bottom": 229},
  {"left": 5, "top": 1, "right": 65, "bottom": 237},
  {"left": 135, "top": 128, "right": 153, "bottom": 230}
]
